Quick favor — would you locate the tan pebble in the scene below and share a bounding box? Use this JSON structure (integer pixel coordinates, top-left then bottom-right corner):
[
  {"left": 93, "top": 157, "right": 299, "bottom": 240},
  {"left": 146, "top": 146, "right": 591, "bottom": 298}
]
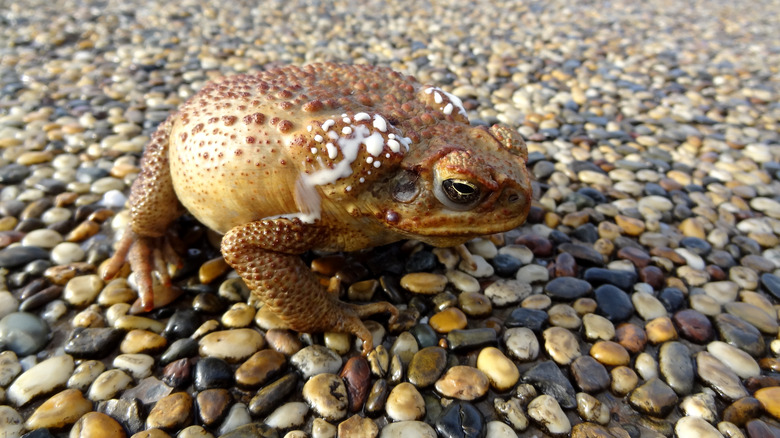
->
[
  {"left": 611, "top": 366, "right": 639, "bottom": 395},
  {"left": 645, "top": 316, "right": 677, "bottom": 344},
  {"left": 562, "top": 211, "right": 590, "bottom": 227},
  {"left": 544, "top": 212, "right": 560, "bottom": 228},
  {"left": 324, "top": 332, "right": 351, "bottom": 355},
  {"left": 590, "top": 341, "right": 630, "bottom": 366},
  {"left": 221, "top": 303, "right": 256, "bottom": 328},
  {"left": 677, "top": 266, "right": 709, "bottom": 286},
  {"left": 7, "top": 355, "right": 75, "bottom": 406},
  {"left": 198, "top": 328, "right": 265, "bottom": 362},
  {"left": 429, "top": 307, "right": 468, "bottom": 333},
  {"left": 690, "top": 294, "right": 722, "bottom": 316},
  {"left": 303, "top": 373, "right": 348, "bottom": 422},
  {"left": 199, "top": 257, "right": 229, "bottom": 284},
  {"left": 598, "top": 222, "right": 622, "bottom": 240},
  {"left": 98, "top": 278, "right": 137, "bottom": 306},
  {"left": 0, "top": 216, "right": 18, "bottom": 231},
  {"left": 385, "top": 382, "right": 425, "bottom": 421},
  {"left": 446, "top": 270, "right": 480, "bottom": 293},
  {"left": 337, "top": 414, "right": 378, "bottom": 438},
  {"left": 582, "top": 313, "right": 615, "bottom": 341},
  {"left": 754, "top": 387, "right": 780, "bottom": 421},
  {"left": 264, "top": 328, "right": 302, "bottom": 356},
  {"left": 527, "top": 394, "right": 571, "bottom": 435},
  {"left": 573, "top": 298, "right": 598, "bottom": 315},
  {"left": 67, "top": 360, "right": 105, "bottom": 391},
  {"left": 254, "top": 305, "right": 289, "bottom": 331},
  {"left": 347, "top": 279, "right": 378, "bottom": 301},
  {"left": 66, "top": 220, "right": 101, "bottom": 242},
  {"left": 434, "top": 366, "right": 489, "bottom": 400},
  {"left": 615, "top": 215, "right": 645, "bottom": 236},
  {"left": 120, "top": 329, "right": 167, "bottom": 354},
  {"left": 191, "top": 320, "right": 220, "bottom": 339},
  {"left": 576, "top": 392, "right": 610, "bottom": 425},
  {"left": 87, "top": 369, "right": 132, "bottom": 401},
  {"left": 146, "top": 392, "right": 193, "bottom": 430},
  {"left": 176, "top": 426, "right": 213, "bottom": 438},
  {"left": 521, "top": 294, "right": 551, "bottom": 309},
  {"left": 24, "top": 388, "right": 91, "bottom": 430},
  {"left": 679, "top": 217, "right": 707, "bottom": 239},
  {"left": 400, "top": 273, "right": 448, "bottom": 294},
  {"left": 477, "top": 347, "right": 519, "bottom": 391},
  {"left": 63, "top": 274, "right": 104, "bottom": 307},
  {"left": 729, "top": 266, "right": 758, "bottom": 290},
  {"left": 113, "top": 354, "right": 154, "bottom": 380},
  {"left": 129, "top": 284, "right": 183, "bottom": 314},
  {"left": 543, "top": 327, "right": 581, "bottom": 365},
  {"left": 17, "top": 150, "right": 53, "bottom": 165},
  {"left": 548, "top": 304, "right": 581, "bottom": 329},
  {"left": 130, "top": 429, "right": 171, "bottom": 438},
  {"left": 72, "top": 305, "right": 106, "bottom": 328},
  {"left": 114, "top": 315, "right": 165, "bottom": 333},
  {"left": 235, "top": 349, "right": 288, "bottom": 388},
  {"left": 433, "top": 247, "right": 460, "bottom": 270}
]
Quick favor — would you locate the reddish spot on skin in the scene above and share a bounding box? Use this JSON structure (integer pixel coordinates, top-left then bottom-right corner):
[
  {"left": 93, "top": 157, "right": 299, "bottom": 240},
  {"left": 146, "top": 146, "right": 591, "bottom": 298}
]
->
[
  {"left": 179, "top": 132, "right": 188, "bottom": 142},
  {"left": 223, "top": 115, "right": 237, "bottom": 126},
  {"left": 280, "top": 159, "right": 286, "bottom": 165},
  {"left": 192, "top": 123, "right": 204, "bottom": 134},
  {"left": 278, "top": 120, "right": 293, "bottom": 133},
  {"left": 385, "top": 210, "right": 400, "bottom": 223},
  {"left": 208, "top": 117, "right": 219, "bottom": 124},
  {"left": 279, "top": 101, "right": 293, "bottom": 110},
  {"left": 235, "top": 149, "right": 243, "bottom": 156},
  {"left": 246, "top": 136, "right": 256, "bottom": 144},
  {"left": 243, "top": 113, "right": 265, "bottom": 125},
  {"left": 303, "top": 100, "right": 324, "bottom": 112}
]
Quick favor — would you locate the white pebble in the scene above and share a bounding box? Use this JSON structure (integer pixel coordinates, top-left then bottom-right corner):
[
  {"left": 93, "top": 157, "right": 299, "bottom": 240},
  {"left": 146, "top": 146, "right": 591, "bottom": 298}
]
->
[
  {"left": 7, "top": 355, "right": 75, "bottom": 406},
  {"left": 51, "top": 242, "right": 86, "bottom": 264},
  {"left": 264, "top": 402, "right": 308, "bottom": 429}
]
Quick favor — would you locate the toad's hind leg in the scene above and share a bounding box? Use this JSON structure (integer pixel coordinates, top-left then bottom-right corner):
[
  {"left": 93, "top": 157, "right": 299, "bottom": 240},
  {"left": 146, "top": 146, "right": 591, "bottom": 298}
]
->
[
  {"left": 221, "top": 219, "right": 398, "bottom": 355},
  {"left": 103, "top": 115, "right": 183, "bottom": 310}
]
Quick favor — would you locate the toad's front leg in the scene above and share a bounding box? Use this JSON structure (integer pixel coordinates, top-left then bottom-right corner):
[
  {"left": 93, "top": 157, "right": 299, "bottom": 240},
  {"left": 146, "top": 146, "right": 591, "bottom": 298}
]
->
[{"left": 221, "top": 218, "right": 398, "bottom": 356}]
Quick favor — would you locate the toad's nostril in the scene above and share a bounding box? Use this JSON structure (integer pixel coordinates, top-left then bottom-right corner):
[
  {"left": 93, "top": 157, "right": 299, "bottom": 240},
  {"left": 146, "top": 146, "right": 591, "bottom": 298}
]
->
[{"left": 507, "top": 192, "right": 520, "bottom": 203}]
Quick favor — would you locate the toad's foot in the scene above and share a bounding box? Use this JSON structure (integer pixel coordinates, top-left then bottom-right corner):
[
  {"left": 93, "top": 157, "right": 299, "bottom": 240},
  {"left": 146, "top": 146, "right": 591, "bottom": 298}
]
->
[
  {"left": 221, "top": 218, "right": 398, "bottom": 356},
  {"left": 103, "top": 228, "right": 182, "bottom": 311}
]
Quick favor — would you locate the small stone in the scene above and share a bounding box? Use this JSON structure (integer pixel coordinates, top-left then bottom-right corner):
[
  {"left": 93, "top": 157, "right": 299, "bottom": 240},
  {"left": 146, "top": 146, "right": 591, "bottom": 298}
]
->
[
  {"left": 522, "top": 361, "right": 577, "bottom": 409},
  {"left": 457, "top": 292, "right": 492, "bottom": 318},
  {"left": 379, "top": 421, "right": 436, "bottom": 438},
  {"left": 146, "top": 392, "right": 193, "bottom": 430},
  {"left": 715, "top": 313, "right": 766, "bottom": 357},
  {"left": 645, "top": 316, "right": 678, "bottom": 344},
  {"left": 194, "top": 357, "right": 234, "bottom": 390},
  {"left": 216, "top": 402, "right": 251, "bottom": 436},
  {"left": 265, "top": 402, "right": 308, "bottom": 430},
  {"left": 435, "top": 401, "right": 485, "bottom": 438},
  {"left": 337, "top": 414, "right": 378, "bottom": 438},
  {"left": 0, "top": 312, "right": 50, "bottom": 355},
  {"left": 754, "top": 387, "right": 780, "bottom": 421},
  {"left": 7, "top": 354, "right": 75, "bottom": 406},
  {"left": 571, "top": 356, "right": 610, "bottom": 392},
  {"left": 527, "top": 395, "right": 571, "bottom": 435},
  {"left": 505, "top": 307, "right": 548, "bottom": 331},
  {"left": 722, "top": 397, "right": 763, "bottom": 427},
  {"left": 0, "top": 406, "right": 23, "bottom": 438},
  {"left": 707, "top": 341, "right": 760, "bottom": 379},
  {"left": 120, "top": 329, "right": 167, "bottom": 355},
  {"left": 493, "top": 397, "right": 529, "bottom": 431},
  {"left": 385, "top": 382, "right": 425, "bottom": 421},
  {"left": 576, "top": 393, "right": 610, "bottom": 425},
  {"left": 235, "top": 349, "right": 286, "bottom": 389},
  {"left": 548, "top": 304, "right": 581, "bottom": 329},
  {"left": 198, "top": 329, "right": 265, "bottom": 363},
  {"left": 543, "top": 327, "right": 581, "bottom": 365},
  {"left": 724, "top": 301, "right": 778, "bottom": 335},
  {"left": 582, "top": 314, "right": 615, "bottom": 341},
  {"left": 675, "top": 416, "right": 725, "bottom": 438},
  {"left": 632, "top": 292, "right": 667, "bottom": 320},
  {"left": 87, "top": 369, "right": 133, "bottom": 401},
  {"left": 70, "top": 412, "right": 126, "bottom": 438},
  {"left": 544, "top": 276, "right": 592, "bottom": 300},
  {"left": 303, "top": 373, "right": 348, "bottom": 422},
  {"left": 196, "top": 388, "right": 231, "bottom": 426},
  {"left": 484, "top": 279, "right": 532, "bottom": 306},
  {"left": 24, "top": 388, "right": 92, "bottom": 430},
  {"left": 503, "top": 327, "right": 539, "bottom": 361},
  {"left": 595, "top": 285, "right": 634, "bottom": 322},
  {"left": 407, "top": 347, "right": 447, "bottom": 388},
  {"left": 477, "top": 346, "right": 519, "bottom": 392},
  {"left": 673, "top": 309, "right": 715, "bottom": 343},
  {"left": 615, "top": 215, "right": 645, "bottom": 236},
  {"left": 63, "top": 274, "right": 104, "bottom": 307},
  {"left": 659, "top": 342, "right": 695, "bottom": 396},
  {"left": 696, "top": 351, "right": 749, "bottom": 401},
  {"left": 611, "top": 366, "right": 639, "bottom": 396},
  {"left": 429, "top": 307, "right": 468, "bottom": 333},
  {"left": 434, "top": 366, "right": 489, "bottom": 400},
  {"left": 629, "top": 378, "right": 679, "bottom": 417},
  {"left": 615, "top": 323, "right": 647, "bottom": 354},
  {"left": 221, "top": 303, "right": 255, "bottom": 328},
  {"left": 515, "top": 264, "right": 549, "bottom": 284},
  {"left": 680, "top": 392, "right": 717, "bottom": 423},
  {"left": 400, "top": 273, "right": 448, "bottom": 294}
]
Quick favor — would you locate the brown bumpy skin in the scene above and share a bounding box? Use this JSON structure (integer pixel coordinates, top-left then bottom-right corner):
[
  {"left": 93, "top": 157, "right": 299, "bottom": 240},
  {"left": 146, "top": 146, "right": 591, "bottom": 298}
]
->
[{"left": 104, "top": 62, "right": 532, "bottom": 355}]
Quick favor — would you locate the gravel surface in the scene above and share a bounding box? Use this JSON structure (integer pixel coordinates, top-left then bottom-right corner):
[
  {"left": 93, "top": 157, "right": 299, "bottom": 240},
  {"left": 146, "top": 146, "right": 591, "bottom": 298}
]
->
[{"left": 0, "top": 0, "right": 779, "bottom": 437}]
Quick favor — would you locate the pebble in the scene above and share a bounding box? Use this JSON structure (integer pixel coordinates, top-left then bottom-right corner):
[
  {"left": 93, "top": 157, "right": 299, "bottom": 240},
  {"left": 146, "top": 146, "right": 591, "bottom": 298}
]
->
[
  {"left": 543, "top": 327, "right": 581, "bottom": 365},
  {"left": 63, "top": 275, "right": 104, "bottom": 307},
  {"left": 146, "top": 392, "right": 193, "bottom": 430},
  {"left": 527, "top": 395, "right": 571, "bottom": 435},
  {"left": 582, "top": 313, "right": 615, "bottom": 341},
  {"left": 680, "top": 392, "right": 717, "bottom": 423},
  {"left": 235, "top": 349, "right": 286, "bottom": 388},
  {"left": 503, "top": 327, "right": 539, "bottom": 361},
  {"left": 445, "top": 270, "right": 480, "bottom": 293},
  {"left": 707, "top": 341, "right": 761, "bottom": 379},
  {"left": 611, "top": 366, "right": 640, "bottom": 396},
  {"left": 522, "top": 361, "right": 577, "bottom": 409},
  {"left": 87, "top": 369, "right": 133, "bottom": 401},
  {"left": 659, "top": 341, "right": 695, "bottom": 396},
  {"left": 0, "top": 311, "right": 50, "bottom": 355},
  {"left": 194, "top": 357, "right": 234, "bottom": 390},
  {"left": 337, "top": 414, "right": 378, "bottom": 438},
  {"left": 196, "top": 389, "right": 231, "bottom": 426},
  {"left": 70, "top": 411, "right": 127, "bottom": 438},
  {"left": 198, "top": 329, "right": 265, "bottom": 363},
  {"left": 379, "top": 421, "right": 436, "bottom": 438},
  {"left": 407, "top": 346, "right": 447, "bottom": 388},
  {"left": 385, "top": 382, "right": 425, "bottom": 421},
  {"left": 696, "top": 351, "right": 749, "bottom": 401},
  {"left": 754, "top": 387, "right": 780, "bottom": 421},
  {"left": 576, "top": 393, "right": 609, "bottom": 425},
  {"left": 429, "top": 307, "right": 468, "bottom": 333},
  {"left": 629, "top": 378, "right": 679, "bottom": 417},
  {"left": 724, "top": 301, "right": 778, "bottom": 335},
  {"left": 435, "top": 401, "right": 484, "bottom": 438},
  {"left": 715, "top": 313, "right": 766, "bottom": 357},
  {"left": 544, "top": 276, "right": 592, "bottom": 300},
  {"left": 673, "top": 309, "right": 715, "bottom": 343},
  {"left": 0, "top": 405, "right": 24, "bottom": 437},
  {"left": 476, "top": 347, "right": 519, "bottom": 392},
  {"left": 723, "top": 396, "right": 763, "bottom": 427},
  {"left": 24, "top": 388, "right": 92, "bottom": 430},
  {"left": 675, "top": 416, "right": 725, "bottom": 438},
  {"left": 434, "top": 366, "right": 489, "bottom": 400},
  {"left": 614, "top": 322, "right": 647, "bottom": 353},
  {"left": 594, "top": 285, "right": 634, "bottom": 322},
  {"left": 120, "top": 329, "right": 167, "bottom": 355},
  {"left": 571, "top": 356, "right": 610, "bottom": 392},
  {"left": 400, "top": 273, "right": 448, "bottom": 294},
  {"left": 7, "top": 354, "right": 75, "bottom": 406}
]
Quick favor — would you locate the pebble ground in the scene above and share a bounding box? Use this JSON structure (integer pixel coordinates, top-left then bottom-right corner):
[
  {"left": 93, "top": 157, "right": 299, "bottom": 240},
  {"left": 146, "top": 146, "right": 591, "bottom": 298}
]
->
[{"left": 0, "top": 0, "right": 779, "bottom": 437}]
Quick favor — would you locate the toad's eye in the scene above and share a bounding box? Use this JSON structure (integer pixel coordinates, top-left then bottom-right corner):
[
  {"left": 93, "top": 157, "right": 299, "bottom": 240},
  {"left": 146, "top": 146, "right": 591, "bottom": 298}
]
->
[{"left": 435, "top": 178, "right": 482, "bottom": 210}]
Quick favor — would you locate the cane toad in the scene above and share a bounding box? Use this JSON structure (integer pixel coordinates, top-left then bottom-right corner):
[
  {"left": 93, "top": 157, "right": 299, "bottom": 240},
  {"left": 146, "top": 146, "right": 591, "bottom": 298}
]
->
[{"left": 104, "top": 63, "right": 532, "bottom": 355}]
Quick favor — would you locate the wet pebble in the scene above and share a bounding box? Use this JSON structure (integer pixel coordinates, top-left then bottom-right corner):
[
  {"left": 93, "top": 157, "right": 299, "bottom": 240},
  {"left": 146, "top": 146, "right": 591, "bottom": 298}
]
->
[
  {"left": 673, "top": 309, "right": 715, "bottom": 343},
  {"left": 544, "top": 276, "right": 592, "bottom": 300},
  {"left": 146, "top": 392, "right": 193, "bottom": 430},
  {"left": 707, "top": 341, "right": 761, "bottom": 379},
  {"left": 194, "top": 357, "right": 234, "bottom": 390},
  {"left": 594, "top": 285, "right": 634, "bottom": 322},
  {"left": 434, "top": 366, "right": 489, "bottom": 400},
  {"left": 477, "top": 346, "right": 519, "bottom": 392},
  {"left": 527, "top": 395, "right": 571, "bottom": 435},
  {"left": 522, "top": 360, "right": 577, "bottom": 409},
  {"left": 24, "top": 388, "right": 92, "bottom": 430},
  {"left": 0, "top": 311, "right": 50, "bottom": 355},
  {"left": 235, "top": 349, "right": 286, "bottom": 388},
  {"left": 435, "top": 401, "right": 484, "bottom": 438},
  {"left": 629, "top": 378, "right": 679, "bottom": 417},
  {"left": 198, "top": 328, "right": 265, "bottom": 363},
  {"left": 385, "top": 382, "right": 425, "bottom": 421},
  {"left": 696, "top": 351, "right": 749, "bottom": 401},
  {"left": 675, "top": 416, "right": 725, "bottom": 438},
  {"left": 715, "top": 313, "right": 766, "bottom": 357},
  {"left": 571, "top": 355, "right": 610, "bottom": 392},
  {"left": 543, "top": 327, "right": 581, "bottom": 365},
  {"left": 7, "top": 354, "right": 75, "bottom": 406},
  {"left": 659, "top": 341, "right": 695, "bottom": 396}
]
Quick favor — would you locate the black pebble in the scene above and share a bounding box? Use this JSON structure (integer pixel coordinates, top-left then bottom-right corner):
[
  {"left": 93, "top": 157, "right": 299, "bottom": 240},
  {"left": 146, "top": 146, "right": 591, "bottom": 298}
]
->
[
  {"left": 594, "top": 284, "right": 634, "bottom": 322},
  {"left": 163, "top": 309, "right": 200, "bottom": 340},
  {"left": 194, "top": 357, "right": 234, "bottom": 390},
  {"left": 491, "top": 253, "right": 522, "bottom": 277},
  {"left": 679, "top": 237, "right": 712, "bottom": 255},
  {"left": 583, "top": 267, "right": 637, "bottom": 290},
  {"left": 435, "top": 401, "right": 485, "bottom": 438},
  {"left": 0, "top": 164, "right": 31, "bottom": 184},
  {"left": 572, "top": 223, "right": 599, "bottom": 243},
  {"left": 544, "top": 277, "right": 592, "bottom": 300},
  {"left": 659, "top": 288, "right": 685, "bottom": 313},
  {"left": 405, "top": 250, "right": 437, "bottom": 272},
  {"left": 0, "top": 246, "right": 49, "bottom": 268},
  {"left": 762, "top": 273, "right": 780, "bottom": 301},
  {"left": 160, "top": 338, "right": 199, "bottom": 365},
  {"left": 64, "top": 327, "right": 122, "bottom": 359},
  {"left": 522, "top": 360, "right": 577, "bottom": 408},
  {"left": 505, "top": 308, "right": 548, "bottom": 332}
]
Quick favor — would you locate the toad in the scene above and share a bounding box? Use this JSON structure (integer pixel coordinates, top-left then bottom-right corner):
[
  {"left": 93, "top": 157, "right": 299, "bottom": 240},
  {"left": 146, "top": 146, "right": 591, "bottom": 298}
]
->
[{"left": 104, "top": 63, "right": 532, "bottom": 355}]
